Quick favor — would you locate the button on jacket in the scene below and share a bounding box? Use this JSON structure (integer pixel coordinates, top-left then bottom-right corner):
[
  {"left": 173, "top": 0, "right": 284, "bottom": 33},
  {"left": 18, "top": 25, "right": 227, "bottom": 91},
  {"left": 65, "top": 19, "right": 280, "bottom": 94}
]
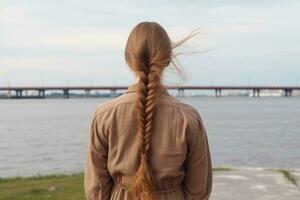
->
[{"left": 84, "top": 83, "right": 213, "bottom": 200}]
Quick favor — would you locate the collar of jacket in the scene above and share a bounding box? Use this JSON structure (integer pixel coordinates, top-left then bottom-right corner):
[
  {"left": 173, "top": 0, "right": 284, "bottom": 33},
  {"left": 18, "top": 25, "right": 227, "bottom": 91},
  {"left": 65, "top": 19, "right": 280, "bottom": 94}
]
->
[{"left": 124, "top": 83, "right": 170, "bottom": 96}]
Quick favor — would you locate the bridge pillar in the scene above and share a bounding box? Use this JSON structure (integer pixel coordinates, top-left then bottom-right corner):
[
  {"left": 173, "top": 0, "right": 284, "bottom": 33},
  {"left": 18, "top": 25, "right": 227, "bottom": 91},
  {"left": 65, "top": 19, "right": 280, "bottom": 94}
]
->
[
  {"left": 215, "top": 89, "right": 222, "bottom": 97},
  {"left": 38, "top": 90, "right": 45, "bottom": 98},
  {"left": 253, "top": 89, "right": 260, "bottom": 97},
  {"left": 178, "top": 88, "right": 184, "bottom": 97},
  {"left": 16, "top": 90, "right": 23, "bottom": 98},
  {"left": 252, "top": 89, "right": 256, "bottom": 97},
  {"left": 110, "top": 89, "right": 117, "bottom": 97},
  {"left": 284, "top": 89, "right": 288, "bottom": 97},
  {"left": 85, "top": 89, "right": 91, "bottom": 98},
  {"left": 63, "top": 89, "right": 69, "bottom": 98},
  {"left": 284, "top": 89, "right": 292, "bottom": 97}
]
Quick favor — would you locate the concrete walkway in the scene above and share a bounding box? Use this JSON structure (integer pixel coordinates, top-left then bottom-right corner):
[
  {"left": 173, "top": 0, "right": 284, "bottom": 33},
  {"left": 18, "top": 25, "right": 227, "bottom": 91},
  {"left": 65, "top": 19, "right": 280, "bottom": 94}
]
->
[{"left": 211, "top": 167, "right": 300, "bottom": 200}]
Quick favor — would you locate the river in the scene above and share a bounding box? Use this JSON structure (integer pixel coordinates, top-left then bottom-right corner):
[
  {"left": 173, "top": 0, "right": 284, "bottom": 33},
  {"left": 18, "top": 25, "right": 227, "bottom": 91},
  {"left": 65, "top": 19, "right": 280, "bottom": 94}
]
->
[{"left": 0, "top": 96, "right": 299, "bottom": 177}]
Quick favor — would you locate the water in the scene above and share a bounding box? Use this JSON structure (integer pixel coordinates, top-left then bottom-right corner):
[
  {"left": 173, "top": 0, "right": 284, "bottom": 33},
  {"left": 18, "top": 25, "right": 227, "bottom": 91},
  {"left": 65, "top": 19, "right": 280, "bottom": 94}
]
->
[{"left": 0, "top": 96, "right": 299, "bottom": 178}]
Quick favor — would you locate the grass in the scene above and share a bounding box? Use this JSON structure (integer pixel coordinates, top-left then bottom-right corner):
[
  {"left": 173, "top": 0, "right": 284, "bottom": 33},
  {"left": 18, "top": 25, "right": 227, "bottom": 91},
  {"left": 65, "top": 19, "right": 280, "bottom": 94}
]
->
[
  {"left": 212, "top": 166, "right": 234, "bottom": 172},
  {"left": 1, "top": 168, "right": 298, "bottom": 199},
  {"left": 0, "top": 173, "right": 85, "bottom": 200},
  {"left": 275, "top": 169, "right": 298, "bottom": 187}
]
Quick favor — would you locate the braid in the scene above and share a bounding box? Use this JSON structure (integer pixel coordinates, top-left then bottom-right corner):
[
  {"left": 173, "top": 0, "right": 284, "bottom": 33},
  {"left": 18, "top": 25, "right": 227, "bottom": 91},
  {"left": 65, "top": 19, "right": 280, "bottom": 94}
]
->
[
  {"left": 136, "top": 71, "right": 149, "bottom": 160},
  {"left": 128, "top": 65, "right": 162, "bottom": 200},
  {"left": 125, "top": 21, "right": 173, "bottom": 200},
  {"left": 144, "top": 65, "right": 163, "bottom": 157}
]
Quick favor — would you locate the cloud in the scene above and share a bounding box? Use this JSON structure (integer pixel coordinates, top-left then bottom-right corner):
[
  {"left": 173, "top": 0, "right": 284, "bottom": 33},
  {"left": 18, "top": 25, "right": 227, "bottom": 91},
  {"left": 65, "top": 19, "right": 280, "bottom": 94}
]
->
[
  {"left": 0, "top": 3, "right": 48, "bottom": 24},
  {"left": 0, "top": 0, "right": 299, "bottom": 86},
  {"left": 1, "top": 27, "right": 128, "bottom": 50},
  {"left": 44, "top": 29, "right": 127, "bottom": 50}
]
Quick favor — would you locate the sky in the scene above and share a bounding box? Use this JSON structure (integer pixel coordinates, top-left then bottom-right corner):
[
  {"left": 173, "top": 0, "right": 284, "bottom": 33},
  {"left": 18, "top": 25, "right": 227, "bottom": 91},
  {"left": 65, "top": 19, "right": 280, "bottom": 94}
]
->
[{"left": 0, "top": 0, "right": 299, "bottom": 87}]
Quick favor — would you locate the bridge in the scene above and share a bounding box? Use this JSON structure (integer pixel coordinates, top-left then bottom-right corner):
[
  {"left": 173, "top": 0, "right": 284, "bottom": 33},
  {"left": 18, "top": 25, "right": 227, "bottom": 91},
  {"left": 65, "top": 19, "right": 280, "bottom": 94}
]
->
[{"left": 0, "top": 86, "right": 299, "bottom": 98}]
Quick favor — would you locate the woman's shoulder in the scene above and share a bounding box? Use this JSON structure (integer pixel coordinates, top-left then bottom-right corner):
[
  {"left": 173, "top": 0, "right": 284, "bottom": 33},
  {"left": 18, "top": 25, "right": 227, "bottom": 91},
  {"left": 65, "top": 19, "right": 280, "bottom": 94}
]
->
[
  {"left": 91, "top": 93, "right": 135, "bottom": 118},
  {"left": 158, "top": 95, "right": 201, "bottom": 121},
  {"left": 158, "top": 95, "right": 206, "bottom": 144}
]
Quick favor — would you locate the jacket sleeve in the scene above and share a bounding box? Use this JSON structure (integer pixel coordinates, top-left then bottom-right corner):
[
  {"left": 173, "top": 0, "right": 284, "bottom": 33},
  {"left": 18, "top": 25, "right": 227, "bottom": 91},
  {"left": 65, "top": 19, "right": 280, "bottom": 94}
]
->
[
  {"left": 182, "top": 116, "right": 213, "bottom": 200},
  {"left": 84, "top": 113, "right": 114, "bottom": 200}
]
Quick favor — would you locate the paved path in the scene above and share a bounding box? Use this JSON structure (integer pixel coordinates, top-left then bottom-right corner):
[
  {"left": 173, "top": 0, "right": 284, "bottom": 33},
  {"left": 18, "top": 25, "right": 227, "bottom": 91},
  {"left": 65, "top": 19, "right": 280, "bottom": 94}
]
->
[{"left": 211, "top": 167, "right": 300, "bottom": 200}]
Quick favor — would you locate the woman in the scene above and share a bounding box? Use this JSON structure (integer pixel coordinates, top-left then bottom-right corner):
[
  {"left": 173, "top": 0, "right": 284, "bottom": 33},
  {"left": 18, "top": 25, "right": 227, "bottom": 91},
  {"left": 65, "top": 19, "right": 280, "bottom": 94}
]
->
[{"left": 84, "top": 21, "right": 212, "bottom": 200}]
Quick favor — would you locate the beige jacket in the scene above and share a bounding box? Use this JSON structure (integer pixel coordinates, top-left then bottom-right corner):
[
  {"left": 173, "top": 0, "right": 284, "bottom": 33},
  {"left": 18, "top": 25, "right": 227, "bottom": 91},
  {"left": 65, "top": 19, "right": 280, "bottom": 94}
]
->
[{"left": 84, "top": 83, "right": 213, "bottom": 200}]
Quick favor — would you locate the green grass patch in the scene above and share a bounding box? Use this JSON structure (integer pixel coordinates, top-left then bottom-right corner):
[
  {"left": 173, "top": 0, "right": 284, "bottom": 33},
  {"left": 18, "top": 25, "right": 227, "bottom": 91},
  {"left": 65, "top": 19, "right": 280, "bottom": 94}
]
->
[
  {"left": 213, "top": 167, "right": 234, "bottom": 172},
  {"left": 0, "top": 173, "right": 85, "bottom": 200},
  {"left": 275, "top": 169, "right": 298, "bottom": 187}
]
